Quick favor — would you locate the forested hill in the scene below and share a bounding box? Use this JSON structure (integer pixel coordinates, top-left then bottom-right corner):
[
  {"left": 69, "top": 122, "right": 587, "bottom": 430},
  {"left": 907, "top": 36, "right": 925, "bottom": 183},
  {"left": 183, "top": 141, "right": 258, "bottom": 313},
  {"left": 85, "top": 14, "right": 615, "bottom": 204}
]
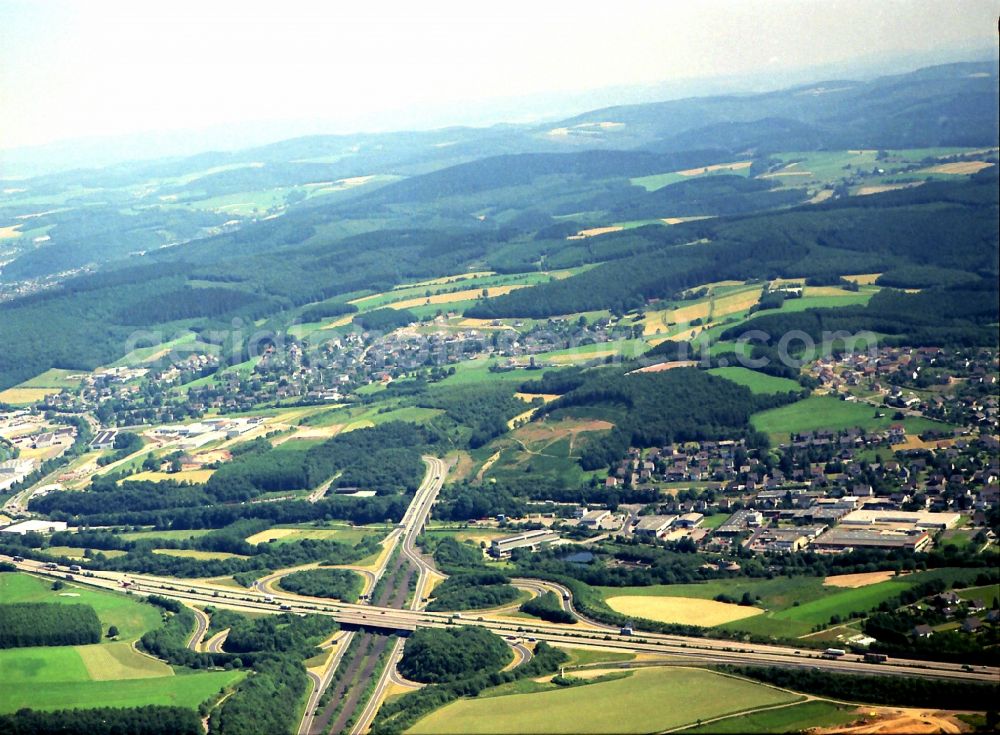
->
[
  {"left": 545, "top": 61, "right": 999, "bottom": 151},
  {"left": 0, "top": 60, "right": 996, "bottom": 390},
  {"left": 466, "top": 171, "right": 999, "bottom": 319}
]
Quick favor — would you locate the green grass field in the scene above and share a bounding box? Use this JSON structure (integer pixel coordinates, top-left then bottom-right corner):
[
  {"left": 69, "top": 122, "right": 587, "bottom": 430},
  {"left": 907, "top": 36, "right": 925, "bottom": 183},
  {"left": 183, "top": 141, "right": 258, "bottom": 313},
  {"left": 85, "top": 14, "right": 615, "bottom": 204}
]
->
[
  {"left": 119, "top": 528, "right": 215, "bottom": 542},
  {"left": 0, "top": 572, "right": 239, "bottom": 714},
  {"left": 556, "top": 646, "right": 636, "bottom": 668},
  {"left": 407, "top": 667, "right": 801, "bottom": 734},
  {"left": 1, "top": 573, "right": 162, "bottom": 641},
  {"left": 775, "top": 292, "right": 874, "bottom": 313},
  {"left": 244, "top": 523, "right": 380, "bottom": 546},
  {"left": 0, "top": 668, "right": 244, "bottom": 713},
  {"left": 15, "top": 368, "right": 83, "bottom": 389},
  {"left": 707, "top": 367, "right": 802, "bottom": 394},
  {"left": 597, "top": 569, "right": 981, "bottom": 638},
  {"left": 679, "top": 700, "right": 858, "bottom": 733},
  {"left": 750, "top": 394, "right": 953, "bottom": 442}
]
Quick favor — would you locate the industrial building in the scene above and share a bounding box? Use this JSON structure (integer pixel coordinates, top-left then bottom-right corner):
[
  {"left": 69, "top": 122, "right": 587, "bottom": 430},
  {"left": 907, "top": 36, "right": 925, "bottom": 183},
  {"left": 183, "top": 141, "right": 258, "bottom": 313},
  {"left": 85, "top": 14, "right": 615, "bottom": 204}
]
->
[{"left": 489, "top": 529, "right": 560, "bottom": 558}]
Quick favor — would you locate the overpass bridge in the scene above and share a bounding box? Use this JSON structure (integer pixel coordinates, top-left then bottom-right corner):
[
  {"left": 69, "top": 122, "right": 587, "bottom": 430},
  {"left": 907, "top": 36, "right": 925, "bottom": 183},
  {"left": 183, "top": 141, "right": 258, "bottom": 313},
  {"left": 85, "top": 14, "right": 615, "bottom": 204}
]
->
[{"left": 7, "top": 555, "right": 998, "bottom": 686}]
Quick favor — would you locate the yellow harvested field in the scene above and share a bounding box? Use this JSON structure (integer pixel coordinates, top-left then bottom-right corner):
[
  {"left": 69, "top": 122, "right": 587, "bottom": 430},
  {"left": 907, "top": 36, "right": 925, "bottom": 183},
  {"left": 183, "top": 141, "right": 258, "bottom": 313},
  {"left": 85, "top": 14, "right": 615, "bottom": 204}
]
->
[
  {"left": 126, "top": 469, "right": 215, "bottom": 484},
  {"left": 514, "top": 393, "right": 560, "bottom": 403},
  {"left": 677, "top": 161, "right": 751, "bottom": 176},
  {"left": 320, "top": 314, "right": 354, "bottom": 329},
  {"left": 631, "top": 360, "right": 697, "bottom": 374},
  {"left": 456, "top": 318, "right": 517, "bottom": 330},
  {"left": 567, "top": 226, "right": 624, "bottom": 240},
  {"left": 0, "top": 224, "right": 23, "bottom": 239},
  {"left": 660, "top": 216, "right": 713, "bottom": 225},
  {"left": 919, "top": 161, "right": 994, "bottom": 175},
  {"left": 713, "top": 288, "right": 762, "bottom": 315},
  {"left": 0, "top": 387, "right": 56, "bottom": 405},
  {"left": 843, "top": 273, "right": 882, "bottom": 285},
  {"left": 856, "top": 182, "right": 923, "bottom": 196},
  {"left": 808, "top": 189, "right": 834, "bottom": 204},
  {"left": 546, "top": 349, "right": 616, "bottom": 364},
  {"left": 400, "top": 271, "right": 495, "bottom": 289},
  {"left": 667, "top": 301, "right": 713, "bottom": 324},
  {"left": 824, "top": 571, "right": 900, "bottom": 588},
  {"left": 245, "top": 527, "right": 299, "bottom": 544},
  {"left": 807, "top": 286, "right": 868, "bottom": 298},
  {"left": 288, "top": 426, "right": 344, "bottom": 440},
  {"left": 389, "top": 285, "right": 527, "bottom": 310},
  {"left": 605, "top": 596, "right": 763, "bottom": 627},
  {"left": 507, "top": 409, "right": 536, "bottom": 430}
]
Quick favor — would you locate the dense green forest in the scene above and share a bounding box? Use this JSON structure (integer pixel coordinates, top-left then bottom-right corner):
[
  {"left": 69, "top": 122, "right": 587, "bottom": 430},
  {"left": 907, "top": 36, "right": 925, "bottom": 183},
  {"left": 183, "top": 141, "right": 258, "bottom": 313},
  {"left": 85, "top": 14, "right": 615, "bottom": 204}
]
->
[
  {"left": 0, "top": 602, "right": 102, "bottom": 648},
  {"left": 520, "top": 591, "right": 577, "bottom": 624},
  {"left": 397, "top": 626, "right": 512, "bottom": 683},
  {"left": 425, "top": 571, "right": 520, "bottom": 612},
  {"left": 719, "top": 665, "right": 999, "bottom": 711},
  {"left": 530, "top": 366, "right": 793, "bottom": 468},
  {"left": 0, "top": 707, "right": 203, "bottom": 735},
  {"left": 278, "top": 568, "right": 364, "bottom": 602}
]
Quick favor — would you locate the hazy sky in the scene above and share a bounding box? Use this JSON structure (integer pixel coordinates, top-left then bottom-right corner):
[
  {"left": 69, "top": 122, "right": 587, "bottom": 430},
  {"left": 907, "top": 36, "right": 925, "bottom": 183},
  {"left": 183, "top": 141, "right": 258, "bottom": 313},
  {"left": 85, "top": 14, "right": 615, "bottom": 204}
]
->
[{"left": 1, "top": 0, "right": 997, "bottom": 150}]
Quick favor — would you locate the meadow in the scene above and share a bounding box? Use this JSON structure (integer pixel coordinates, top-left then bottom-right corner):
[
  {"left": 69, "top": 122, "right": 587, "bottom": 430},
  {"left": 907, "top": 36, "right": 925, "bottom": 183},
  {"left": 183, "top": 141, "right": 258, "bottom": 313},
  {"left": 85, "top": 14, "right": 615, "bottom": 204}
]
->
[
  {"left": 407, "top": 667, "right": 801, "bottom": 734},
  {"left": 598, "top": 568, "right": 983, "bottom": 638},
  {"left": 679, "top": 701, "right": 858, "bottom": 733},
  {"left": 707, "top": 367, "right": 801, "bottom": 394},
  {"left": 750, "top": 394, "right": 952, "bottom": 442},
  {"left": 0, "top": 571, "right": 243, "bottom": 713},
  {"left": 0, "top": 668, "right": 244, "bottom": 713},
  {"left": 244, "top": 523, "right": 380, "bottom": 546},
  {"left": 1, "top": 573, "right": 162, "bottom": 642}
]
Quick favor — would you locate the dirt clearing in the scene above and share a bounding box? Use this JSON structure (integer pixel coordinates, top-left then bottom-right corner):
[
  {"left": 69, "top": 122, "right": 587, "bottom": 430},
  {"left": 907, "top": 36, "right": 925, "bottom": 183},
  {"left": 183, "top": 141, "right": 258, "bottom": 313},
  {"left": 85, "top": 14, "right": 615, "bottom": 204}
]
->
[{"left": 814, "top": 708, "right": 966, "bottom": 734}]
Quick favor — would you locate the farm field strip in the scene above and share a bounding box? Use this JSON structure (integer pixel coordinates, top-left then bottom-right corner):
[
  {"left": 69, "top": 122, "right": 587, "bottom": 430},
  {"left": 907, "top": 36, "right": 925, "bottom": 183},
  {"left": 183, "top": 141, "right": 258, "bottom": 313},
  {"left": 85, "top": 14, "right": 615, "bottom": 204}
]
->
[{"left": 406, "top": 666, "right": 801, "bottom": 734}]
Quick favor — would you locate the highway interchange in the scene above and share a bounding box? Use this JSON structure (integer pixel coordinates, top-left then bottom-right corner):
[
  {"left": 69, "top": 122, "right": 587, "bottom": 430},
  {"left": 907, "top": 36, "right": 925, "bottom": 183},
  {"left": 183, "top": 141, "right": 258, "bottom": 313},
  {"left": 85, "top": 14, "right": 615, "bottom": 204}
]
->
[{"left": 4, "top": 454, "right": 998, "bottom": 733}]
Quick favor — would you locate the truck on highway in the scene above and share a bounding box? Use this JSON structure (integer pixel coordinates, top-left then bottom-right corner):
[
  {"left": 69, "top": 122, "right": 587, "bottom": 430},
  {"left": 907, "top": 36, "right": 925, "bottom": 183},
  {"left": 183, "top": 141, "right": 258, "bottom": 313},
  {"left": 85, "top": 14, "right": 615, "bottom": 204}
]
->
[
  {"left": 823, "top": 648, "right": 846, "bottom": 658},
  {"left": 69, "top": 564, "right": 82, "bottom": 572},
  {"left": 863, "top": 652, "right": 888, "bottom": 663}
]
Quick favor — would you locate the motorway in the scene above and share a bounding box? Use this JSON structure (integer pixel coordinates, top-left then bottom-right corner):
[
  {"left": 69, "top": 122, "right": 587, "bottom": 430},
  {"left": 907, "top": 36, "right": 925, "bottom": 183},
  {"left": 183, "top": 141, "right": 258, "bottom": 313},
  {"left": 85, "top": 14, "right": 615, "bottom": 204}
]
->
[
  {"left": 349, "top": 454, "right": 447, "bottom": 735},
  {"left": 5, "top": 450, "right": 999, "bottom": 732},
  {"left": 8, "top": 554, "right": 997, "bottom": 687}
]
